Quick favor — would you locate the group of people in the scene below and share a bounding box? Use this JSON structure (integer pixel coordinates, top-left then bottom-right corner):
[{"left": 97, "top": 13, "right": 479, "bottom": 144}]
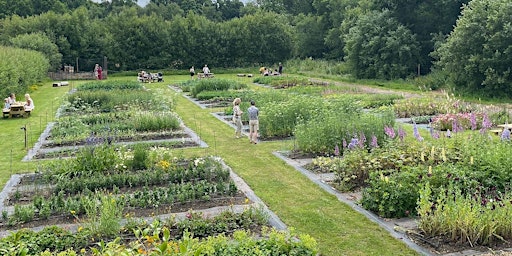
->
[
  {"left": 259, "top": 62, "right": 283, "bottom": 76},
  {"left": 94, "top": 64, "right": 103, "bottom": 80},
  {"left": 232, "top": 98, "right": 259, "bottom": 144},
  {"left": 189, "top": 65, "right": 213, "bottom": 79},
  {"left": 3, "top": 93, "right": 34, "bottom": 113}
]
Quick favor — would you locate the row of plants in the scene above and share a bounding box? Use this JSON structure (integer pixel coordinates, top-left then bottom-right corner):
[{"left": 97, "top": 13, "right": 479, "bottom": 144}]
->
[
  {"left": 253, "top": 75, "right": 309, "bottom": 88},
  {"left": 4, "top": 143, "right": 240, "bottom": 226},
  {"left": 5, "top": 179, "right": 237, "bottom": 226},
  {"left": 178, "top": 79, "right": 247, "bottom": 98},
  {"left": 0, "top": 206, "right": 317, "bottom": 255},
  {"left": 393, "top": 93, "right": 510, "bottom": 125},
  {"left": 46, "top": 80, "right": 184, "bottom": 146},
  {"left": 294, "top": 105, "right": 395, "bottom": 155},
  {"left": 49, "top": 110, "right": 181, "bottom": 143},
  {"left": 62, "top": 81, "right": 175, "bottom": 116},
  {"left": 34, "top": 140, "right": 189, "bottom": 160}
]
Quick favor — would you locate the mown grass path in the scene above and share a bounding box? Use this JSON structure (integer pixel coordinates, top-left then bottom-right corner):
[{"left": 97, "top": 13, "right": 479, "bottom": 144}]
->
[{"left": 166, "top": 81, "right": 419, "bottom": 256}]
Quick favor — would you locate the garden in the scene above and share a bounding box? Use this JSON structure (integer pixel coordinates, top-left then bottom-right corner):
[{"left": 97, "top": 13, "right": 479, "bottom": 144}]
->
[
  {"left": 0, "top": 79, "right": 318, "bottom": 255},
  {"left": 176, "top": 75, "right": 512, "bottom": 254},
  {"left": 3, "top": 74, "right": 512, "bottom": 255}
]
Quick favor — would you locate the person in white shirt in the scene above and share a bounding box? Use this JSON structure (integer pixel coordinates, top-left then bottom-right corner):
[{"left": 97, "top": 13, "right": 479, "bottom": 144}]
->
[
  {"left": 7, "top": 93, "right": 16, "bottom": 104},
  {"left": 24, "top": 94, "right": 34, "bottom": 111},
  {"left": 202, "top": 64, "right": 210, "bottom": 74}
]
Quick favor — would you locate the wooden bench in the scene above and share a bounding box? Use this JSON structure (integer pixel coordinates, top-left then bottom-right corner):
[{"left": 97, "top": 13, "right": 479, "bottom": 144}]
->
[
  {"left": 2, "top": 108, "right": 9, "bottom": 118},
  {"left": 490, "top": 129, "right": 502, "bottom": 135}
]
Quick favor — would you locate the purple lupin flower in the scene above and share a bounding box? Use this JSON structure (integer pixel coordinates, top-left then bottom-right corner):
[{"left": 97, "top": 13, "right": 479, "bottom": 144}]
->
[
  {"left": 501, "top": 129, "right": 511, "bottom": 141},
  {"left": 470, "top": 113, "right": 477, "bottom": 131},
  {"left": 398, "top": 126, "right": 406, "bottom": 142},
  {"left": 370, "top": 135, "right": 379, "bottom": 148},
  {"left": 342, "top": 139, "right": 347, "bottom": 149},
  {"left": 451, "top": 119, "right": 459, "bottom": 133},
  {"left": 384, "top": 126, "right": 396, "bottom": 139},
  {"left": 446, "top": 129, "right": 451, "bottom": 138},
  {"left": 358, "top": 132, "right": 366, "bottom": 148},
  {"left": 334, "top": 144, "right": 340, "bottom": 156},
  {"left": 348, "top": 138, "right": 358, "bottom": 150},
  {"left": 413, "top": 122, "right": 424, "bottom": 141},
  {"left": 432, "top": 130, "right": 440, "bottom": 139},
  {"left": 480, "top": 113, "right": 492, "bottom": 134}
]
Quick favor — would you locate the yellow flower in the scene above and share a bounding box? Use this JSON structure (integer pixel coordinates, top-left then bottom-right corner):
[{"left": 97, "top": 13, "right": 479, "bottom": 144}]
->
[
  {"left": 384, "top": 176, "right": 389, "bottom": 183},
  {"left": 244, "top": 198, "right": 250, "bottom": 204},
  {"left": 70, "top": 210, "right": 76, "bottom": 215},
  {"left": 80, "top": 248, "right": 86, "bottom": 254},
  {"left": 78, "top": 226, "right": 83, "bottom": 232},
  {"left": 145, "top": 235, "right": 155, "bottom": 244}
]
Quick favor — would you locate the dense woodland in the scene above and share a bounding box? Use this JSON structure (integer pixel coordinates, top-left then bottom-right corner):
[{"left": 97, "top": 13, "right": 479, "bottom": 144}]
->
[{"left": 0, "top": 0, "right": 511, "bottom": 98}]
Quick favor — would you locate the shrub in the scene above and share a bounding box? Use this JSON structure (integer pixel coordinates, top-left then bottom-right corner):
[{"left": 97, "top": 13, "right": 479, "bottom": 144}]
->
[
  {"left": 361, "top": 170, "right": 420, "bottom": 218},
  {"left": 294, "top": 106, "right": 395, "bottom": 155}
]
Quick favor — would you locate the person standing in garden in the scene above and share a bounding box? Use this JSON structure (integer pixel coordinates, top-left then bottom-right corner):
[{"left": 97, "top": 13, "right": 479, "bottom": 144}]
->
[
  {"left": 232, "top": 98, "right": 243, "bottom": 138},
  {"left": 247, "top": 100, "right": 259, "bottom": 144},
  {"left": 97, "top": 65, "right": 103, "bottom": 80},
  {"left": 278, "top": 62, "right": 283, "bottom": 74},
  {"left": 189, "top": 66, "right": 195, "bottom": 79},
  {"left": 94, "top": 64, "right": 99, "bottom": 79},
  {"left": 202, "top": 64, "right": 210, "bottom": 75}
]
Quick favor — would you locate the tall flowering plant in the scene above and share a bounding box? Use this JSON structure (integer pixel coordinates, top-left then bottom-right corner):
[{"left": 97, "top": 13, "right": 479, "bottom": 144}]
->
[{"left": 431, "top": 112, "right": 486, "bottom": 131}]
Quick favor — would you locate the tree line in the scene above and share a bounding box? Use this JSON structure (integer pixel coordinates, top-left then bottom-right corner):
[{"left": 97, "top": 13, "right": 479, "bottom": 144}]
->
[{"left": 0, "top": 0, "right": 511, "bottom": 98}]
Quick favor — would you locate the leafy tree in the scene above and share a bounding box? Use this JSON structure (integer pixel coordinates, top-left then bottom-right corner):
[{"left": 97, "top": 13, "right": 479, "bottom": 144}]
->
[
  {"left": 313, "top": 0, "right": 360, "bottom": 60},
  {"left": 217, "top": 0, "right": 244, "bottom": 20},
  {"left": 368, "top": 0, "right": 469, "bottom": 74},
  {"left": 0, "top": 46, "right": 49, "bottom": 97},
  {"left": 344, "top": 10, "right": 420, "bottom": 79},
  {"left": 294, "top": 14, "right": 327, "bottom": 59},
  {"left": 142, "top": 2, "right": 184, "bottom": 20},
  {"left": 435, "top": 0, "right": 512, "bottom": 97},
  {"left": 104, "top": 8, "right": 172, "bottom": 70},
  {"left": 9, "top": 32, "right": 62, "bottom": 71}
]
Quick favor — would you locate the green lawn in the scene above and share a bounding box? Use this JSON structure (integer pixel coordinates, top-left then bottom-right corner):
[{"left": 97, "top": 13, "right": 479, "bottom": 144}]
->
[{"left": 0, "top": 75, "right": 419, "bottom": 256}]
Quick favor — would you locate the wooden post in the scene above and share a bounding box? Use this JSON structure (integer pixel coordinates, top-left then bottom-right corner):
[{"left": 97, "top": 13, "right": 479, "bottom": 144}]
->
[{"left": 103, "top": 56, "right": 108, "bottom": 79}]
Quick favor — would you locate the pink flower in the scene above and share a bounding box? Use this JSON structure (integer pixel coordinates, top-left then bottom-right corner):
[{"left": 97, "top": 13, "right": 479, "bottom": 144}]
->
[
  {"left": 370, "top": 135, "right": 379, "bottom": 148},
  {"left": 384, "top": 126, "right": 396, "bottom": 139}
]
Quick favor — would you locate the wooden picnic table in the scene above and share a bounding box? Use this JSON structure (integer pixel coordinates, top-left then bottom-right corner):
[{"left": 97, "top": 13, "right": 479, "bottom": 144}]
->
[
  {"left": 198, "top": 73, "right": 214, "bottom": 79},
  {"left": 3, "top": 102, "right": 29, "bottom": 118}
]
